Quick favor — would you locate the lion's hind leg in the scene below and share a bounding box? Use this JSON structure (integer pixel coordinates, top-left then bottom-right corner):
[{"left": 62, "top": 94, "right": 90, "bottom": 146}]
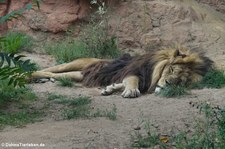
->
[
  {"left": 31, "top": 71, "right": 83, "bottom": 82},
  {"left": 42, "top": 58, "right": 104, "bottom": 73}
]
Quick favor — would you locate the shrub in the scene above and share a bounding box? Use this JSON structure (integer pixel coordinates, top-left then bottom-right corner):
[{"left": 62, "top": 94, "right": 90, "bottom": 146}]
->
[
  {"left": 191, "top": 70, "right": 225, "bottom": 89},
  {"left": 79, "top": 23, "right": 121, "bottom": 59}
]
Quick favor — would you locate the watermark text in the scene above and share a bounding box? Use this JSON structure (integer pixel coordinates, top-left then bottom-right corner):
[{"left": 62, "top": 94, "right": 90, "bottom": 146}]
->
[{"left": 1, "top": 142, "right": 45, "bottom": 148}]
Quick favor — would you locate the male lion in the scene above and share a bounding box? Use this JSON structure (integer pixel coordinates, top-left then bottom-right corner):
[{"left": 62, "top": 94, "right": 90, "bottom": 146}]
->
[{"left": 31, "top": 47, "right": 214, "bottom": 98}]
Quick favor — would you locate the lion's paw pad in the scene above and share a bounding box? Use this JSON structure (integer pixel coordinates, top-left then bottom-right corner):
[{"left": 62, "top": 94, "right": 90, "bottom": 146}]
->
[{"left": 122, "top": 88, "right": 140, "bottom": 98}]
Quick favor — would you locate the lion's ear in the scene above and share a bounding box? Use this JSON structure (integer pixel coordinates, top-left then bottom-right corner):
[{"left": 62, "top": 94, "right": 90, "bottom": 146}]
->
[
  {"left": 174, "top": 49, "right": 187, "bottom": 58},
  {"left": 174, "top": 49, "right": 180, "bottom": 57}
]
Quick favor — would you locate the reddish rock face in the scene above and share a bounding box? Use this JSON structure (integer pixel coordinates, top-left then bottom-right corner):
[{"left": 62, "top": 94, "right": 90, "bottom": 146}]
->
[
  {"left": 1, "top": 0, "right": 120, "bottom": 33},
  {"left": 0, "top": 0, "right": 10, "bottom": 33},
  {"left": 5, "top": 0, "right": 91, "bottom": 33}
]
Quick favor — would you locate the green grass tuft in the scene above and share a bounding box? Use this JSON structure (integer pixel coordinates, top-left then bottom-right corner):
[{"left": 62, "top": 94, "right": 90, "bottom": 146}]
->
[
  {"left": 0, "top": 31, "right": 33, "bottom": 53},
  {"left": 132, "top": 132, "right": 160, "bottom": 148},
  {"left": 158, "top": 85, "right": 189, "bottom": 98},
  {"left": 68, "top": 96, "right": 92, "bottom": 106},
  {"left": 44, "top": 39, "right": 86, "bottom": 63},
  {"left": 62, "top": 106, "right": 90, "bottom": 120},
  {"left": 61, "top": 96, "right": 92, "bottom": 120},
  {"left": 44, "top": 36, "right": 121, "bottom": 64},
  {"left": 57, "top": 77, "right": 74, "bottom": 87},
  {"left": 0, "top": 110, "right": 42, "bottom": 129},
  {"left": 79, "top": 21, "right": 121, "bottom": 59},
  {"left": 191, "top": 70, "right": 225, "bottom": 89},
  {"left": 93, "top": 104, "right": 117, "bottom": 120}
]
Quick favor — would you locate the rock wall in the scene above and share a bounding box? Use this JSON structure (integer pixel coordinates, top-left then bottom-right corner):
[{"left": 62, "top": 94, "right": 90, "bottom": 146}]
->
[
  {"left": 112, "top": 0, "right": 202, "bottom": 51},
  {"left": 0, "top": 0, "right": 120, "bottom": 33},
  {"left": 0, "top": 0, "right": 225, "bottom": 68},
  {"left": 5, "top": 0, "right": 91, "bottom": 33}
]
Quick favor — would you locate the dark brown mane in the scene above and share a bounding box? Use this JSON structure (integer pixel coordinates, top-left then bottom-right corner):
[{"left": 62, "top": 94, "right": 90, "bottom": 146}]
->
[{"left": 82, "top": 53, "right": 158, "bottom": 93}]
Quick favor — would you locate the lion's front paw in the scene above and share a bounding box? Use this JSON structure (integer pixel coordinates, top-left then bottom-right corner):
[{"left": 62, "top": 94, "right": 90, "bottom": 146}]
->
[
  {"left": 101, "top": 83, "right": 124, "bottom": 96},
  {"left": 121, "top": 88, "right": 141, "bottom": 98},
  {"left": 101, "top": 88, "right": 113, "bottom": 96}
]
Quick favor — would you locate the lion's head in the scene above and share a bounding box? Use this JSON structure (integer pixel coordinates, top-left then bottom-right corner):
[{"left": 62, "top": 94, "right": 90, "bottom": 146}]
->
[{"left": 148, "top": 47, "right": 214, "bottom": 93}]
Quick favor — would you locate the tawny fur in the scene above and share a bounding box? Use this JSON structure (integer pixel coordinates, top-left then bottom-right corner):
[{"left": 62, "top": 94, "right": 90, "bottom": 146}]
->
[{"left": 31, "top": 47, "right": 214, "bottom": 97}]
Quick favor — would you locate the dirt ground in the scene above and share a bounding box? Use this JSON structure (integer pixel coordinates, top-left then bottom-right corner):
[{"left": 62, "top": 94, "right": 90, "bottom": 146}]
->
[
  {"left": 0, "top": 52, "right": 225, "bottom": 149},
  {"left": 1, "top": 0, "right": 225, "bottom": 149}
]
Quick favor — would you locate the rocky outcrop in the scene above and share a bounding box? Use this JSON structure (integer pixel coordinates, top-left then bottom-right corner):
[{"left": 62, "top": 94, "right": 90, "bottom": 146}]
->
[
  {"left": 5, "top": 0, "right": 91, "bottom": 33},
  {"left": 1, "top": 0, "right": 225, "bottom": 68},
  {"left": 110, "top": 0, "right": 205, "bottom": 51},
  {"left": 0, "top": 0, "right": 120, "bottom": 33}
]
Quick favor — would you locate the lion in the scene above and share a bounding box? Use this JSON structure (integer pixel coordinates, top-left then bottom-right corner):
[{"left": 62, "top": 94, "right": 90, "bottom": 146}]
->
[{"left": 31, "top": 46, "right": 214, "bottom": 98}]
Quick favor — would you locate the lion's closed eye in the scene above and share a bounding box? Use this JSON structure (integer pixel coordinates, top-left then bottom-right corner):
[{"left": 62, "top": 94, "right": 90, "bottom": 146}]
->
[{"left": 169, "top": 66, "right": 174, "bottom": 73}]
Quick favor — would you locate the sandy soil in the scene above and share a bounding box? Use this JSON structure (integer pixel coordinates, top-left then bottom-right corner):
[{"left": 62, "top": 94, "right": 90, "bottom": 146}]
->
[
  {"left": 1, "top": 0, "right": 225, "bottom": 149},
  {"left": 0, "top": 52, "right": 225, "bottom": 149}
]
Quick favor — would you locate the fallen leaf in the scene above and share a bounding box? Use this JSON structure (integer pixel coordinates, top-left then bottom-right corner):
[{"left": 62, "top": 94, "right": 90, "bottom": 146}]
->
[{"left": 159, "top": 135, "right": 169, "bottom": 143}]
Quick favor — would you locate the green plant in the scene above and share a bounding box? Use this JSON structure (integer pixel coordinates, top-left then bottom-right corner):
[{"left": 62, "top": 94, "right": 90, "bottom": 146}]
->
[
  {"left": 105, "top": 104, "right": 117, "bottom": 120},
  {"left": 0, "top": 79, "right": 41, "bottom": 129},
  {"left": 0, "top": 3, "right": 32, "bottom": 23},
  {"left": 57, "top": 77, "right": 74, "bottom": 87},
  {"left": 47, "top": 94, "right": 92, "bottom": 119},
  {"left": 93, "top": 104, "right": 117, "bottom": 120},
  {"left": 80, "top": 0, "right": 121, "bottom": 59},
  {"left": 48, "top": 94, "right": 117, "bottom": 120},
  {"left": 0, "top": 32, "right": 33, "bottom": 53},
  {"left": 0, "top": 0, "right": 41, "bottom": 24},
  {"left": 0, "top": 53, "right": 37, "bottom": 87},
  {"left": 80, "top": 25, "right": 120, "bottom": 59},
  {"left": 67, "top": 96, "right": 92, "bottom": 106},
  {"left": 131, "top": 104, "right": 225, "bottom": 148},
  {"left": 169, "top": 103, "right": 225, "bottom": 149},
  {"left": 0, "top": 1, "right": 38, "bottom": 88},
  {"left": 0, "top": 80, "right": 37, "bottom": 105},
  {"left": 0, "top": 110, "right": 42, "bottom": 129},
  {"left": 80, "top": 0, "right": 120, "bottom": 59},
  {"left": 61, "top": 96, "right": 92, "bottom": 120},
  {"left": 44, "top": 39, "right": 86, "bottom": 63},
  {"left": 191, "top": 70, "right": 225, "bottom": 89},
  {"left": 158, "top": 85, "right": 189, "bottom": 98},
  {"left": 131, "top": 120, "right": 166, "bottom": 148}
]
